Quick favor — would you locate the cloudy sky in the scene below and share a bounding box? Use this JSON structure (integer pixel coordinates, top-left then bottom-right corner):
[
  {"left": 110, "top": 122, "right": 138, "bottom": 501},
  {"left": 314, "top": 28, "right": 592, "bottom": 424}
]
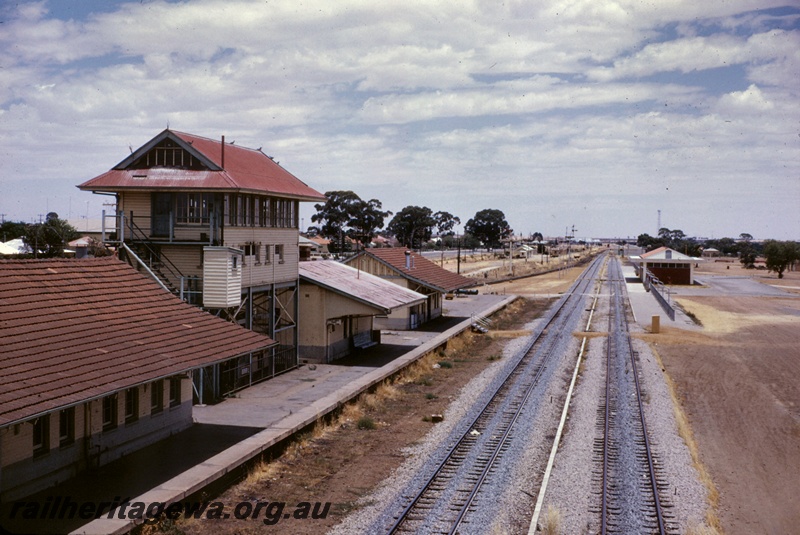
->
[{"left": 1, "top": 0, "right": 798, "bottom": 240}]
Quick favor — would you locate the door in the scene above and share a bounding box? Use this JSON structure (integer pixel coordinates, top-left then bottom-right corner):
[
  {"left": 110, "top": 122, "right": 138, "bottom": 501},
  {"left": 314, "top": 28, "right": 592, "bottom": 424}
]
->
[{"left": 152, "top": 193, "right": 172, "bottom": 237}]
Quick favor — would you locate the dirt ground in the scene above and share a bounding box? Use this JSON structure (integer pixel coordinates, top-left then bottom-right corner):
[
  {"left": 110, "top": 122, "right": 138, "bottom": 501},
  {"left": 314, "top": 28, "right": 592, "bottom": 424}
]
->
[
  {"left": 651, "top": 261, "right": 800, "bottom": 535},
  {"left": 159, "top": 294, "right": 559, "bottom": 535}
]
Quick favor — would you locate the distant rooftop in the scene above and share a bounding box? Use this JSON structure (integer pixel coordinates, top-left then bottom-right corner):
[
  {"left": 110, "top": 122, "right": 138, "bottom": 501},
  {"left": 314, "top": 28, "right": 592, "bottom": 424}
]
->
[
  {"left": 347, "top": 248, "right": 478, "bottom": 293},
  {"left": 300, "top": 260, "right": 426, "bottom": 313}
]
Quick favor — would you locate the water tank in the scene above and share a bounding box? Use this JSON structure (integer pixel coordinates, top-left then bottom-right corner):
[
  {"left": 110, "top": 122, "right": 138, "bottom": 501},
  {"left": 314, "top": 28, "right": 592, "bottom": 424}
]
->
[{"left": 203, "top": 246, "right": 243, "bottom": 308}]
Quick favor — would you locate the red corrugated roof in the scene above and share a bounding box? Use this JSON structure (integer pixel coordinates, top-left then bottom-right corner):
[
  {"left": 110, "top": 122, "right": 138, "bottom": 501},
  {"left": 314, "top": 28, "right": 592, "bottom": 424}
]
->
[
  {"left": 346, "top": 249, "right": 478, "bottom": 293},
  {"left": 0, "top": 257, "right": 277, "bottom": 427},
  {"left": 78, "top": 129, "right": 325, "bottom": 201}
]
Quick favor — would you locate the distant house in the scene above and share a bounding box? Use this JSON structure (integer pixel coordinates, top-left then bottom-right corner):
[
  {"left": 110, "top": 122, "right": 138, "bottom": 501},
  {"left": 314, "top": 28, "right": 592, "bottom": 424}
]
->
[
  {"left": 299, "top": 236, "right": 324, "bottom": 261},
  {"left": 305, "top": 235, "right": 332, "bottom": 256},
  {"left": 77, "top": 129, "right": 325, "bottom": 378},
  {"left": 630, "top": 246, "right": 697, "bottom": 285},
  {"left": 0, "top": 257, "right": 277, "bottom": 501},
  {"left": 0, "top": 239, "right": 28, "bottom": 255},
  {"left": 371, "top": 235, "right": 393, "bottom": 248},
  {"left": 67, "top": 236, "right": 100, "bottom": 259},
  {"left": 343, "top": 249, "right": 478, "bottom": 329},
  {"left": 298, "top": 261, "right": 426, "bottom": 363},
  {"left": 701, "top": 247, "right": 721, "bottom": 258}
]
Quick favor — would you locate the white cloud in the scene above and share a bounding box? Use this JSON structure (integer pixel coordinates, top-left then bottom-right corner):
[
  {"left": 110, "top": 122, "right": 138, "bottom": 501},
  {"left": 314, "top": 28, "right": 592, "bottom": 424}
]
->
[
  {"left": 588, "top": 29, "right": 800, "bottom": 82},
  {"left": 357, "top": 79, "right": 701, "bottom": 124},
  {"left": 0, "top": 0, "right": 798, "bottom": 239},
  {"left": 716, "top": 84, "right": 774, "bottom": 112}
]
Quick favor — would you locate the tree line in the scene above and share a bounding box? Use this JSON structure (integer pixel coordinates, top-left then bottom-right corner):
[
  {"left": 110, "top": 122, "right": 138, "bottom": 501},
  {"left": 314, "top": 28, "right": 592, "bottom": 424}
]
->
[
  {"left": 308, "top": 190, "right": 513, "bottom": 253},
  {"left": 637, "top": 227, "right": 799, "bottom": 279},
  {"left": 0, "top": 213, "right": 83, "bottom": 258}
]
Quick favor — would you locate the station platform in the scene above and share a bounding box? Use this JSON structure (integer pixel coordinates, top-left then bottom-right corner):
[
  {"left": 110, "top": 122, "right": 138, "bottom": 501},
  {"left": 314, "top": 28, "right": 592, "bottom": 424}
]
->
[
  {"left": 621, "top": 264, "right": 699, "bottom": 330},
  {"left": 32, "top": 294, "right": 514, "bottom": 535}
]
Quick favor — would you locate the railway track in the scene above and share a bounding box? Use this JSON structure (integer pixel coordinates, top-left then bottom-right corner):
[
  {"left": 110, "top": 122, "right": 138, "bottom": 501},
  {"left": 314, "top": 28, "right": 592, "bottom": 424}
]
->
[
  {"left": 383, "top": 253, "right": 607, "bottom": 534},
  {"left": 594, "top": 256, "right": 674, "bottom": 534}
]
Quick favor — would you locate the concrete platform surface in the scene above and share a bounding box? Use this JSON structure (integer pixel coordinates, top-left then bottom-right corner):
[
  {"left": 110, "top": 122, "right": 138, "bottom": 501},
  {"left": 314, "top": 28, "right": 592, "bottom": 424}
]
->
[{"left": 56, "top": 293, "right": 516, "bottom": 535}]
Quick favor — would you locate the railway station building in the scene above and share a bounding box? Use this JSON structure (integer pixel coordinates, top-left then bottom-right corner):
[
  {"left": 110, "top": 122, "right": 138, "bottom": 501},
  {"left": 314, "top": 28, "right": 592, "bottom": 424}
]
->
[
  {"left": 0, "top": 257, "right": 277, "bottom": 501},
  {"left": 343, "top": 249, "right": 477, "bottom": 329},
  {"left": 298, "top": 260, "right": 426, "bottom": 363},
  {"left": 630, "top": 246, "right": 697, "bottom": 285},
  {"left": 78, "top": 129, "right": 326, "bottom": 385}
]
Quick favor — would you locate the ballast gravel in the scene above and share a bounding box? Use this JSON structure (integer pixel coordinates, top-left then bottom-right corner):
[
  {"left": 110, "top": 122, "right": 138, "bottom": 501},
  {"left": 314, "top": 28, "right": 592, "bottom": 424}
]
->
[
  {"left": 328, "top": 260, "right": 709, "bottom": 534},
  {"left": 538, "top": 286, "right": 708, "bottom": 534},
  {"left": 327, "top": 317, "right": 545, "bottom": 535}
]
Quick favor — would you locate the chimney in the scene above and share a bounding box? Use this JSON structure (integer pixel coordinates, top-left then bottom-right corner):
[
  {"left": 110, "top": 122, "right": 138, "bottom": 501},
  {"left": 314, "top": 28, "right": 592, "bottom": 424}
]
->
[
  {"left": 405, "top": 250, "right": 411, "bottom": 269},
  {"left": 221, "top": 135, "right": 225, "bottom": 168}
]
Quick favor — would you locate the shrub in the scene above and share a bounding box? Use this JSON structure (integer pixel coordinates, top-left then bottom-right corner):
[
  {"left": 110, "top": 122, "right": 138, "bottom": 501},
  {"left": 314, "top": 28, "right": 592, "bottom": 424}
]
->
[{"left": 357, "top": 416, "right": 376, "bottom": 430}]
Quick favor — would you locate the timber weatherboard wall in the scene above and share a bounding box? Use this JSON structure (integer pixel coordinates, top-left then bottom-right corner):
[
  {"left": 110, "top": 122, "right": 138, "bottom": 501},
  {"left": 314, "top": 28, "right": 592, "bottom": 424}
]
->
[
  {"left": 348, "top": 255, "right": 429, "bottom": 329},
  {"left": 225, "top": 227, "right": 299, "bottom": 285},
  {"left": 298, "top": 283, "right": 378, "bottom": 363}
]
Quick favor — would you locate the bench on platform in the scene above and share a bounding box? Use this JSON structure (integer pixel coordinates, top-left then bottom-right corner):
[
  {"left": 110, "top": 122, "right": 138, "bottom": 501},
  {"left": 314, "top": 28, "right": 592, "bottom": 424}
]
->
[{"left": 353, "top": 331, "right": 377, "bottom": 349}]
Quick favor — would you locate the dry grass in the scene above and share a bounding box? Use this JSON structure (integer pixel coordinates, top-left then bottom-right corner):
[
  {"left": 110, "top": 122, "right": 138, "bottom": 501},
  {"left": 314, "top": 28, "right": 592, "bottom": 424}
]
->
[
  {"left": 542, "top": 505, "right": 562, "bottom": 535},
  {"left": 676, "top": 297, "right": 797, "bottom": 334},
  {"left": 396, "top": 351, "right": 440, "bottom": 385},
  {"left": 242, "top": 458, "right": 282, "bottom": 492},
  {"left": 338, "top": 398, "right": 364, "bottom": 423},
  {"left": 487, "top": 329, "right": 531, "bottom": 338},
  {"left": 237, "top": 378, "right": 404, "bottom": 495},
  {"left": 685, "top": 522, "right": 723, "bottom": 535},
  {"left": 576, "top": 331, "right": 607, "bottom": 339},
  {"left": 649, "top": 345, "right": 722, "bottom": 533},
  {"left": 441, "top": 330, "right": 476, "bottom": 356},
  {"left": 361, "top": 381, "right": 401, "bottom": 412}
]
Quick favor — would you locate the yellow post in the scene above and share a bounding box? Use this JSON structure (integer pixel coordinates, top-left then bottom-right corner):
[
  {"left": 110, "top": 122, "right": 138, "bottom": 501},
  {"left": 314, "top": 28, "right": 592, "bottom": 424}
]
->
[{"left": 651, "top": 315, "right": 660, "bottom": 334}]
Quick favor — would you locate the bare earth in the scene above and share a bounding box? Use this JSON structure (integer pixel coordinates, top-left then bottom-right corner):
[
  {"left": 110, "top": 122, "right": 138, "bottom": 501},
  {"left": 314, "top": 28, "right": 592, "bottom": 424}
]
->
[{"left": 655, "top": 262, "right": 800, "bottom": 534}]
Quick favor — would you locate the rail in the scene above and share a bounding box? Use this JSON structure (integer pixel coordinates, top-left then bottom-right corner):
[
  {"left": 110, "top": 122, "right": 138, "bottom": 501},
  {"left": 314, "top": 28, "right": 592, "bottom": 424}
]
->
[
  {"left": 387, "top": 253, "right": 607, "bottom": 533},
  {"left": 599, "top": 258, "right": 668, "bottom": 534}
]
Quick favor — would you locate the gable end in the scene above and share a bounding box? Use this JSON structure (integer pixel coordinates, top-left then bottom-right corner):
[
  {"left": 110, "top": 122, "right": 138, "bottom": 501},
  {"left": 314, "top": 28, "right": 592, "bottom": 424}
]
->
[{"left": 114, "top": 130, "right": 221, "bottom": 172}]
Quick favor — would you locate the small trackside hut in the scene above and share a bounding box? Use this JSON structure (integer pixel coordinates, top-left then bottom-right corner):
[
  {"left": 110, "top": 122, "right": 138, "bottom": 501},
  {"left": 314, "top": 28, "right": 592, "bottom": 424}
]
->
[{"left": 298, "top": 260, "right": 426, "bottom": 363}]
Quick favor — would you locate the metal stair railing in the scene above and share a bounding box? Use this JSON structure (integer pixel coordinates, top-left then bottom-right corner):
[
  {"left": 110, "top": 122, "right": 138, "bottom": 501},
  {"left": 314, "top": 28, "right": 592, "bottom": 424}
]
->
[
  {"left": 120, "top": 243, "right": 172, "bottom": 294},
  {"left": 119, "top": 215, "right": 189, "bottom": 297},
  {"left": 470, "top": 313, "right": 492, "bottom": 333},
  {"left": 644, "top": 268, "right": 676, "bottom": 321}
]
